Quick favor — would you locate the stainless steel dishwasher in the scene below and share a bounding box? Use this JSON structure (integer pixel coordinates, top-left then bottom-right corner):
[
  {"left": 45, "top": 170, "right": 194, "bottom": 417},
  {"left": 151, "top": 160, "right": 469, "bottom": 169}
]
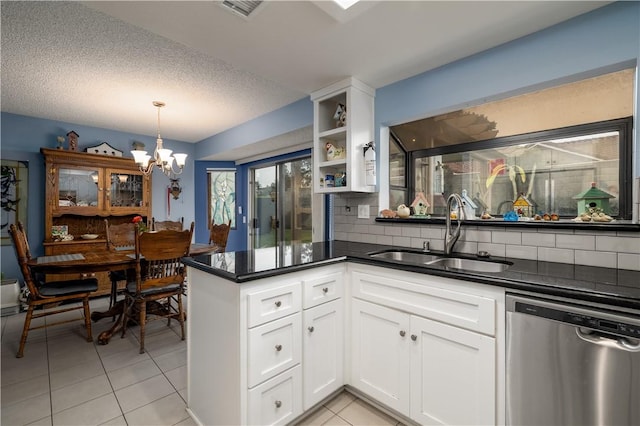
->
[{"left": 506, "top": 294, "right": 640, "bottom": 426}]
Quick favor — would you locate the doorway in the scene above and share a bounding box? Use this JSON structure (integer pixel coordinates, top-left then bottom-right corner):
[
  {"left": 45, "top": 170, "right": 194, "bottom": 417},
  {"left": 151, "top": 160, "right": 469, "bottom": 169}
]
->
[{"left": 249, "top": 157, "right": 315, "bottom": 249}]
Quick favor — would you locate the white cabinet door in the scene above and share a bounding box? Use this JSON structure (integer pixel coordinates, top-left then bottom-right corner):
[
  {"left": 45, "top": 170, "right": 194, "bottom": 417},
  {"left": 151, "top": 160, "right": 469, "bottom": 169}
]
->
[
  {"left": 351, "top": 299, "right": 411, "bottom": 416},
  {"left": 303, "top": 299, "right": 344, "bottom": 410},
  {"left": 410, "top": 315, "right": 495, "bottom": 425}
]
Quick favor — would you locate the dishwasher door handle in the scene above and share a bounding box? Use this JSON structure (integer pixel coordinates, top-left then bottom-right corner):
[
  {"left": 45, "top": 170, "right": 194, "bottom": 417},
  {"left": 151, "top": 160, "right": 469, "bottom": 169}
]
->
[{"left": 576, "top": 327, "right": 640, "bottom": 352}]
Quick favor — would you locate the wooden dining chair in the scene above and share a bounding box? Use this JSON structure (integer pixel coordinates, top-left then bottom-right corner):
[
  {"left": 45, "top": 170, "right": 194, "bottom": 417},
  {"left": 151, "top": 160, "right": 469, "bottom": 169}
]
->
[
  {"left": 151, "top": 217, "right": 184, "bottom": 231},
  {"left": 104, "top": 220, "right": 137, "bottom": 314},
  {"left": 208, "top": 220, "right": 231, "bottom": 252},
  {"left": 8, "top": 222, "right": 99, "bottom": 358},
  {"left": 121, "top": 222, "right": 194, "bottom": 354}
]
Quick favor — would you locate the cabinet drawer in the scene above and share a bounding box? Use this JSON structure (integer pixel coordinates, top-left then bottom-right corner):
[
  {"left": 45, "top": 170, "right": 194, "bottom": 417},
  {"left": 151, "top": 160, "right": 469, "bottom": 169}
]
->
[
  {"left": 248, "top": 365, "right": 302, "bottom": 426},
  {"left": 351, "top": 270, "right": 496, "bottom": 336},
  {"left": 248, "top": 313, "right": 301, "bottom": 388},
  {"left": 247, "top": 282, "right": 301, "bottom": 328},
  {"left": 302, "top": 272, "right": 342, "bottom": 309}
]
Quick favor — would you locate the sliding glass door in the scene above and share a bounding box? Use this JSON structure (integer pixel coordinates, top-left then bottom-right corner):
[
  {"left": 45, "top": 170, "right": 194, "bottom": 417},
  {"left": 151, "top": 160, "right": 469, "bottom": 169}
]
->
[{"left": 250, "top": 157, "right": 313, "bottom": 249}]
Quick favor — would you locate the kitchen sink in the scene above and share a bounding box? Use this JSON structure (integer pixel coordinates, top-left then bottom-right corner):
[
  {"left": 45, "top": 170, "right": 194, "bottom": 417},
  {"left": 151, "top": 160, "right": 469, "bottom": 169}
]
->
[
  {"left": 426, "top": 257, "right": 511, "bottom": 273},
  {"left": 368, "top": 250, "right": 441, "bottom": 264}
]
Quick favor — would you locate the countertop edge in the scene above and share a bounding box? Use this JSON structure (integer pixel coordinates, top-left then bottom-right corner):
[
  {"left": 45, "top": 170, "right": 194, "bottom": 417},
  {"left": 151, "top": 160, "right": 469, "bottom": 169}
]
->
[{"left": 183, "top": 251, "right": 640, "bottom": 311}]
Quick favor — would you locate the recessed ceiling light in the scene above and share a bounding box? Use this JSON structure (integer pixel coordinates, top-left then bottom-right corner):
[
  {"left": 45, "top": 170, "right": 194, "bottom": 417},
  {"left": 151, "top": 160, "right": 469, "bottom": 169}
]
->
[{"left": 333, "top": 0, "right": 360, "bottom": 10}]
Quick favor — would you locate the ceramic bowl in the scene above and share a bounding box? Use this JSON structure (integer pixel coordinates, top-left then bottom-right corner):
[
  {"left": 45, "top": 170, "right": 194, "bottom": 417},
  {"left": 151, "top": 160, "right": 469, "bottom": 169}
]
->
[{"left": 81, "top": 234, "right": 99, "bottom": 240}]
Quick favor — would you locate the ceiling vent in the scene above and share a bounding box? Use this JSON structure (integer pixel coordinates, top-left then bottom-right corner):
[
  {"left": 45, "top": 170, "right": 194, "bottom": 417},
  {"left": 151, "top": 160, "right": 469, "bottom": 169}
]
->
[{"left": 220, "top": 1, "right": 264, "bottom": 18}]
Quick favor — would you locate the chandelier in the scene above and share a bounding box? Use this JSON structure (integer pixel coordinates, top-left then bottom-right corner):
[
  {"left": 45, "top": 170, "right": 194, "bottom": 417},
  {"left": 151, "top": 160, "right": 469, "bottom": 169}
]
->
[{"left": 131, "top": 101, "right": 187, "bottom": 178}]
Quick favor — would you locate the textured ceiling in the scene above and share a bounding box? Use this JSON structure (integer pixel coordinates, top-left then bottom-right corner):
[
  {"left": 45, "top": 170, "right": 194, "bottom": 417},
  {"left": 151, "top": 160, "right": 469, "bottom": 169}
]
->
[{"left": 1, "top": 1, "right": 608, "bottom": 152}]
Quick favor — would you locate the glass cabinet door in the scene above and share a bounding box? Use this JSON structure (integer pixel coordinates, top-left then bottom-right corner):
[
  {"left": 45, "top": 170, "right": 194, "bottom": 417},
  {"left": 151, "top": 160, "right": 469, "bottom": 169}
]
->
[
  {"left": 57, "top": 167, "right": 101, "bottom": 210},
  {"left": 106, "top": 169, "right": 146, "bottom": 210}
]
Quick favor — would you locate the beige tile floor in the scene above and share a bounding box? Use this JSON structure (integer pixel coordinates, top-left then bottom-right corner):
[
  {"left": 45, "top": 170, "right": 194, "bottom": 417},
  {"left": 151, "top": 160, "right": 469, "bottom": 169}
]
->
[{"left": 1, "top": 296, "right": 403, "bottom": 426}]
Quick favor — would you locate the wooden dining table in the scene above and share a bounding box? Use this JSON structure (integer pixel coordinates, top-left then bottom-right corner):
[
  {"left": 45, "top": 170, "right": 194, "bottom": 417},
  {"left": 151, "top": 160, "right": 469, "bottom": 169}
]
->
[{"left": 28, "top": 243, "right": 222, "bottom": 344}]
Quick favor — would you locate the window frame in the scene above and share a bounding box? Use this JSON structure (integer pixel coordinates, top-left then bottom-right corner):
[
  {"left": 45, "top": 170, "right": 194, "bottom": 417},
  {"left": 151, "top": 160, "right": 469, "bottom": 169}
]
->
[{"left": 405, "top": 117, "right": 633, "bottom": 220}]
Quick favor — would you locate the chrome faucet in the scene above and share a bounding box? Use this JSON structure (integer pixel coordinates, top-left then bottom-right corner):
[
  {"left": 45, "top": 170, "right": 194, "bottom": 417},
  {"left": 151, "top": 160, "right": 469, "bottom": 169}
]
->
[{"left": 445, "top": 193, "right": 464, "bottom": 255}]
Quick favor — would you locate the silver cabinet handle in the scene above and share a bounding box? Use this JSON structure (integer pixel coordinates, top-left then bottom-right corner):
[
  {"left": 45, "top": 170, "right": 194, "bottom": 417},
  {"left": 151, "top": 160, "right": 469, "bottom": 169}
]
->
[
  {"left": 275, "top": 301, "right": 282, "bottom": 307},
  {"left": 399, "top": 330, "right": 406, "bottom": 337},
  {"left": 275, "top": 400, "right": 282, "bottom": 408},
  {"left": 275, "top": 344, "right": 282, "bottom": 351},
  {"left": 322, "top": 287, "right": 328, "bottom": 293},
  {"left": 308, "top": 326, "right": 314, "bottom": 332},
  {"left": 411, "top": 334, "right": 417, "bottom": 341}
]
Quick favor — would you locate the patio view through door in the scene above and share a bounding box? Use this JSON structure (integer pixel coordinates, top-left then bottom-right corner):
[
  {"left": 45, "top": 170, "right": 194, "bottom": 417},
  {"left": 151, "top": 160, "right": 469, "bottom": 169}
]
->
[{"left": 250, "top": 157, "right": 313, "bottom": 249}]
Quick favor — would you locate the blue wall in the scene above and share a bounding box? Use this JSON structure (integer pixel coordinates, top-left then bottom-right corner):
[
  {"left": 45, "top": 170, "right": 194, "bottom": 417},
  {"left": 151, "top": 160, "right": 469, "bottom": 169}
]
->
[
  {"left": 1, "top": 113, "right": 195, "bottom": 279},
  {"left": 375, "top": 1, "right": 640, "bottom": 175}
]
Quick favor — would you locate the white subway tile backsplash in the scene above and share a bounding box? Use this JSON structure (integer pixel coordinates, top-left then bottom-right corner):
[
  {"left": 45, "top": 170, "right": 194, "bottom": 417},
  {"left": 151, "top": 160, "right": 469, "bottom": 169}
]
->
[
  {"left": 477, "top": 243, "right": 506, "bottom": 258},
  {"left": 421, "top": 227, "right": 443, "bottom": 239},
  {"left": 492, "top": 231, "right": 522, "bottom": 245},
  {"left": 538, "top": 247, "right": 574, "bottom": 264},
  {"left": 575, "top": 250, "right": 617, "bottom": 269},
  {"left": 384, "top": 226, "right": 403, "bottom": 236},
  {"left": 455, "top": 241, "right": 478, "bottom": 255},
  {"left": 462, "top": 229, "right": 492, "bottom": 243},
  {"left": 556, "top": 234, "right": 595, "bottom": 250},
  {"left": 618, "top": 253, "right": 640, "bottom": 271},
  {"left": 334, "top": 231, "right": 347, "bottom": 240},
  {"left": 525, "top": 233, "right": 556, "bottom": 247},
  {"left": 505, "top": 245, "right": 538, "bottom": 260},
  {"left": 597, "top": 236, "right": 640, "bottom": 254},
  {"left": 368, "top": 225, "right": 386, "bottom": 235},
  {"left": 392, "top": 236, "right": 411, "bottom": 247},
  {"left": 353, "top": 224, "right": 369, "bottom": 234}
]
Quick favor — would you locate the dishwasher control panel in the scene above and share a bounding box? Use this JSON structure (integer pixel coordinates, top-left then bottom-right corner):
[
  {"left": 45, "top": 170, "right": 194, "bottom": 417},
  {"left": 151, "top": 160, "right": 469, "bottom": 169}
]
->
[{"left": 515, "top": 301, "right": 640, "bottom": 339}]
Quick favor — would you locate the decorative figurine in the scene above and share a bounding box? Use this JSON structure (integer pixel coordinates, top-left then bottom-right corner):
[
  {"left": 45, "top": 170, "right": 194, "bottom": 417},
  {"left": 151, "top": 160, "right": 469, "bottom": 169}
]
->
[
  {"left": 56, "top": 136, "right": 65, "bottom": 150},
  {"left": 66, "top": 131, "right": 79, "bottom": 151},
  {"left": 573, "top": 182, "right": 614, "bottom": 216},
  {"left": 333, "top": 103, "right": 346, "bottom": 127},
  {"left": 513, "top": 193, "right": 534, "bottom": 218},
  {"left": 397, "top": 204, "right": 411, "bottom": 218},
  {"left": 325, "top": 142, "right": 345, "bottom": 161},
  {"left": 410, "top": 192, "right": 430, "bottom": 216}
]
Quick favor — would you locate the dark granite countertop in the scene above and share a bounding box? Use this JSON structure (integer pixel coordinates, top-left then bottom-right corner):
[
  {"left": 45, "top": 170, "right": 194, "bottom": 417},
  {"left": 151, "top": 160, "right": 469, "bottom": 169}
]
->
[{"left": 183, "top": 240, "right": 640, "bottom": 310}]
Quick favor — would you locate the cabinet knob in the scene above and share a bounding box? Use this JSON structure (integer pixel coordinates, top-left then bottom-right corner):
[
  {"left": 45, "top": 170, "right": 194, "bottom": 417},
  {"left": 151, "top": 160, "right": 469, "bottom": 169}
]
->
[
  {"left": 411, "top": 334, "right": 418, "bottom": 341},
  {"left": 275, "top": 344, "right": 282, "bottom": 352},
  {"left": 322, "top": 287, "right": 329, "bottom": 293},
  {"left": 275, "top": 301, "right": 282, "bottom": 308},
  {"left": 308, "top": 326, "right": 314, "bottom": 333},
  {"left": 399, "top": 330, "right": 406, "bottom": 337},
  {"left": 274, "top": 400, "right": 282, "bottom": 408}
]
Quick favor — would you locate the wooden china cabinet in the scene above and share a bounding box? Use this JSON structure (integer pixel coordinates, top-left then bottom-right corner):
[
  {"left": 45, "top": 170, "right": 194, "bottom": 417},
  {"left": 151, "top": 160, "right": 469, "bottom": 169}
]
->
[{"left": 41, "top": 148, "right": 152, "bottom": 296}]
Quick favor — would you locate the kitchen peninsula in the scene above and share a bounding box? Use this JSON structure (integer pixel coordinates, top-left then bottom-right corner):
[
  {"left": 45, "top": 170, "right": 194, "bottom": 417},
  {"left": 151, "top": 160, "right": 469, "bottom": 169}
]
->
[{"left": 183, "top": 241, "right": 640, "bottom": 425}]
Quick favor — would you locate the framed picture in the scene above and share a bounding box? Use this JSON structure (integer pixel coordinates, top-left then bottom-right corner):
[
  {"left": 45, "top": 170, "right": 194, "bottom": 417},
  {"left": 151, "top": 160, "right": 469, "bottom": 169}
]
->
[
  {"left": 1, "top": 160, "right": 28, "bottom": 245},
  {"left": 208, "top": 169, "right": 236, "bottom": 229}
]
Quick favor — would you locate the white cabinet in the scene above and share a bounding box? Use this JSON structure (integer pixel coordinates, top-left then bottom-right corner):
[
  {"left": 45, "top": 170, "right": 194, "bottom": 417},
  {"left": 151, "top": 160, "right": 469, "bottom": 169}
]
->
[
  {"left": 311, "top": 77, "right": 376, "bottom": 193},
  {"left": 349, "top": 264, "right": 504, "bottom": 425},
  {"left": 303, "top": 299, "right": 344, "bottom": 410},
  {"left": 410, "top": 315, "right": 495, "bottom": 425},
  {"left": 351, "top": 299, "right": 411, "bottom": 415},
  {"left": 187, "top": 264, "right": 345, "bottom": 426}
]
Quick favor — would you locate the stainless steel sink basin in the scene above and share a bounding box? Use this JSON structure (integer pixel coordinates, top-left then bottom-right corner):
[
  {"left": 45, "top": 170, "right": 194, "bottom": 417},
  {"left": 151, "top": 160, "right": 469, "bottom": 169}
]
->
[
  {"left": 426, "top": 257, "right": 511, "bottom": 273},
  {"left": 369, "top": 250, "right": 441, "bottom": 264}
]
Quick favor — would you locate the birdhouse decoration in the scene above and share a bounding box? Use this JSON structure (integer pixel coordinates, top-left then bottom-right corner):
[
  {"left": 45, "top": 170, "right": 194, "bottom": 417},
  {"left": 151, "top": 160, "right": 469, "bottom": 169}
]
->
[
  {"left": 333, "top": 103, "right": 346, "bottom": 127},
  {"left": 325, "top": 142, "right": 346, "bottom": 161},
  {"left": 410, "top": 192, "right": 430, "bottom": 216},
  {"left": 66, "top": 131, "right": 79, "bottom": 151},
  {"left": 573, "top": 182, "right": 615, "bottom": 215},
  {"left": 513, "top": 193, "right": 534, "bottom": 217}
]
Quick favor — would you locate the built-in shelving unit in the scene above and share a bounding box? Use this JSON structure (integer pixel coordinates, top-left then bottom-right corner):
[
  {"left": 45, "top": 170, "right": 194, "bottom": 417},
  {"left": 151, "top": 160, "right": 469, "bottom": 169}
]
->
[{"left": 311, "top": 77, "right": 376, "bottom": 193}]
